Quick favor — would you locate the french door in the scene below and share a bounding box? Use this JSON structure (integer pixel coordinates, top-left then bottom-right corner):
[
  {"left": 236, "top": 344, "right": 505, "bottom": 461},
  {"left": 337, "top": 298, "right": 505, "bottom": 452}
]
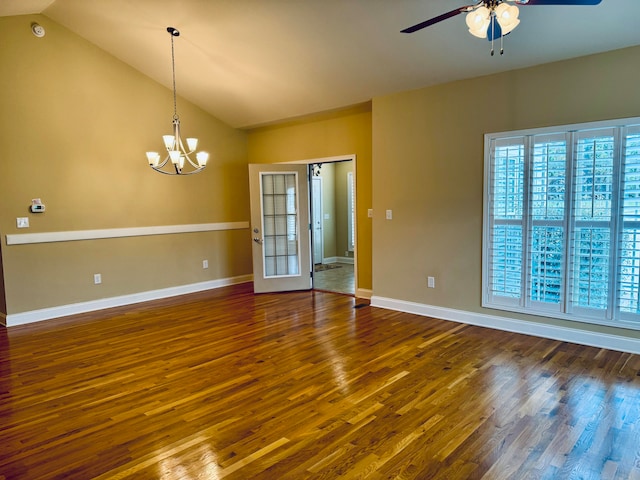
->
[{"left": 249, "top": 164, "right": 312, "bottom": 293}]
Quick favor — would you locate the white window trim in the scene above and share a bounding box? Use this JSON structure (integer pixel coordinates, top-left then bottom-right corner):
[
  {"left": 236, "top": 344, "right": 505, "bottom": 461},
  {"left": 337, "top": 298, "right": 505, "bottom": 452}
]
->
[{"left": 482, "top": 116, "right": 640, "bottom": 331}]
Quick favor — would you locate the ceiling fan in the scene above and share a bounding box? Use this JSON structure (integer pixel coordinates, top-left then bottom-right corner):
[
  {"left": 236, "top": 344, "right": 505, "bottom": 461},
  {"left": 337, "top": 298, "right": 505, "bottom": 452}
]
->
[{"left": 401, "top": 0, "right": 602, "bottom": 55}]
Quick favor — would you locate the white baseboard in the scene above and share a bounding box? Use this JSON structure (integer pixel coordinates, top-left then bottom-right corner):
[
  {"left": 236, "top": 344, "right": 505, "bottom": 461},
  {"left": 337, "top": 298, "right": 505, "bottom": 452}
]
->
[
  {"left": 323, "top": 256, "right": 354, "bottom": 265},
  {"left": 356, "top": 288, "right": 372, "bottom": 300},
  {"left": 5, "top": 275, "right": 253, "bottom": 327},
  {"left": 370, "top": 296, "right": 640, "bottom": 355}
]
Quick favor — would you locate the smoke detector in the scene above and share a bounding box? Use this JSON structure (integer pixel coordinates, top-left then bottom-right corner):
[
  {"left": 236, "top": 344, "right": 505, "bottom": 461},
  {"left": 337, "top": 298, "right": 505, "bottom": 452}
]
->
[{"left": 31, "top": 23, "right": 45, "bottom": 38}]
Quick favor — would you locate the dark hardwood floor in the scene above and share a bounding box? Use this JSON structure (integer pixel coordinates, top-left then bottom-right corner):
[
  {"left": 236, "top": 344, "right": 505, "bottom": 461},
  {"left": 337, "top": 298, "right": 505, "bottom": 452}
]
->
[{"left": 2, "top": 283, "right": 640, "bottom": 479}]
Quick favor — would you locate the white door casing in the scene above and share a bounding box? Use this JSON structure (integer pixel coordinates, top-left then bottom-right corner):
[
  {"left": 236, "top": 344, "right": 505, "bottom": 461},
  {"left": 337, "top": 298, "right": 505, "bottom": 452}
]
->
[{"left": 312, "top": 176, "right": 323, "bottom": 264}]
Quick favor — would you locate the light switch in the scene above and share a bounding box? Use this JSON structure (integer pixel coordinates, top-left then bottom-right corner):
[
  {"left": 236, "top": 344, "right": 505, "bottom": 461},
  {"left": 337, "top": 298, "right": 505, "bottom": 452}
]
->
[
  {"left": 17, "top": 217, "right": 29, "bottom": 228},
  {"left": 386, "top": 209, "right": 393, "bottom": 220}
]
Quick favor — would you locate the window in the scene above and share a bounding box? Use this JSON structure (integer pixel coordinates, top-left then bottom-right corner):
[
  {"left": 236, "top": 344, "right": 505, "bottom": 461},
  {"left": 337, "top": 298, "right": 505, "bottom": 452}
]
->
[{"left": 483, "top": 117, "right": 640, "bottom": 329}]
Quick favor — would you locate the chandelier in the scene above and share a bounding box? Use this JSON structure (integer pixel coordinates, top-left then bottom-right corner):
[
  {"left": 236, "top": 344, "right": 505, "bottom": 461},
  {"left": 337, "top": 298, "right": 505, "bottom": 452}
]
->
[
  {"left": 146, "top": 27, "right": 209, "bottom": 175},
  {"left": 466, "top": 1, "right": 520, "bottom": 55}
]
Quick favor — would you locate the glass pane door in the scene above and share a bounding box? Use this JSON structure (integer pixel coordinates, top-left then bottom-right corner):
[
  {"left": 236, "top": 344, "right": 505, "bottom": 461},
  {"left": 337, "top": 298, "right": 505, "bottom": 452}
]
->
[{"left": 249, "top": 164, "right": 311, "bottom": 293}]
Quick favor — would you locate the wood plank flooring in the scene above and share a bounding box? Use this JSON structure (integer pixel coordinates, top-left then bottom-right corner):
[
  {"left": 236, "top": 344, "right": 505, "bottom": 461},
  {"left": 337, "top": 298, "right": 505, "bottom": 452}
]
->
[{"left": 2, "top": 283, "right": 640, "bottom": 479}]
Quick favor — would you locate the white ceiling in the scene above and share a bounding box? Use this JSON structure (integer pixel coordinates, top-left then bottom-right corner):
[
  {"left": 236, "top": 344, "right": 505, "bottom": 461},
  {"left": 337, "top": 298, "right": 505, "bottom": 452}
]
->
[{"left": 3, "top": 0, "right": 640, "bottom": 128}]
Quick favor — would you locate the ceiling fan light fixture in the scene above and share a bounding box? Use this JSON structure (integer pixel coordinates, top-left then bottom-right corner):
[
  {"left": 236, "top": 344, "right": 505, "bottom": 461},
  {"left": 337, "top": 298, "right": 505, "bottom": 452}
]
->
[
  {"left": 495, "top": 3, "right": 520, "bottom": 35},
  {"left": 401, "top": 0, "right": 602, "bottom": 55},
  {"left": 466, "top": 6, "right": 491, "bottom": 38}
]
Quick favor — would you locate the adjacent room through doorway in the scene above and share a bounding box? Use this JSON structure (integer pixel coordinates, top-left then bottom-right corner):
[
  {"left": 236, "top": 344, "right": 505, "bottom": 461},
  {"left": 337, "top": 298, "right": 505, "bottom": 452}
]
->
[{"left": 310, "top": 160, "right": 355, "bottom": 296}]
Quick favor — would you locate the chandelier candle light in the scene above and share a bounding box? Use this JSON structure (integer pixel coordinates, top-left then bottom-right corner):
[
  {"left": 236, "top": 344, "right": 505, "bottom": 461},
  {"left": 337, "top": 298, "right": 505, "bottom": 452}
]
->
[{"left": 146, "top": 27, "right": 209, "bottom": 175}]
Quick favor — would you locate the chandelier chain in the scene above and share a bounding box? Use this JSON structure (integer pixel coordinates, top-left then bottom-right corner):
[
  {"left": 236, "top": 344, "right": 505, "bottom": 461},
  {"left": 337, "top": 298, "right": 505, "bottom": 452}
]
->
[{"left": 170, "top": 33, "right": 178, "bottom": 120}]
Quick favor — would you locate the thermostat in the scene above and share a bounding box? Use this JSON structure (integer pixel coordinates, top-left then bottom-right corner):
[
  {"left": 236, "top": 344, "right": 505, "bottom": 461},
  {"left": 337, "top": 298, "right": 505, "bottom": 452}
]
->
[{"left": 30, "top": 198, "right": 45, "bottom": 213}]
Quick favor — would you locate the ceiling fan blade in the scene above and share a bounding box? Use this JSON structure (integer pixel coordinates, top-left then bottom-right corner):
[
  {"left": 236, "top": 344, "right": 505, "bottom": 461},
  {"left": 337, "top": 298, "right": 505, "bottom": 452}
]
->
[
  {"left": 516, "top": 0, "right": 601, "bottom": 5},
  {"left": 401, "top": 6, "right": 473, "bottom": 34}
]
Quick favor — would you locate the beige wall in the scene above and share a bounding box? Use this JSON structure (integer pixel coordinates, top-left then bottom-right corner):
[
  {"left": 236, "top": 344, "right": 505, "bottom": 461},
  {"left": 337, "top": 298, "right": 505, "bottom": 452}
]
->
[
  {"left": 317, "top": 163, "right": 337, "bottom": 258},
  {"left": 335, "top": 160, "right": 354, "bottom": 258},
  {"left": 0, "top": 15, "right": 251, "bottom": 315},
  {"left": 247, "top": 106, "right": 373, "bottom": 291},
  {"left": 373, "top": 45, "right": 640, "bottom": 339}
]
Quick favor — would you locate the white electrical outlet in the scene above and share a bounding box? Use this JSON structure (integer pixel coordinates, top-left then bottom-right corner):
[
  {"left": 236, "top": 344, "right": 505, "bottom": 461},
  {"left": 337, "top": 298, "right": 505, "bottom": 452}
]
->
[
  {"left": 203, "top": 259, "right": 209, "bottom": 269},
  {"left": 17, "top": 217, "right": 29, "bottom": 228},
  {"left": 367, "top": 209, "right": 373, "bottom": 218},
  {"left": 94, "top": 273, "right": 102, "bottom": 285},
  {"left": 386, "top": 209, "right": 393, "bottom": 220},
  {"left": 427, "top": 276, "right": 435, "bottom": 288}
]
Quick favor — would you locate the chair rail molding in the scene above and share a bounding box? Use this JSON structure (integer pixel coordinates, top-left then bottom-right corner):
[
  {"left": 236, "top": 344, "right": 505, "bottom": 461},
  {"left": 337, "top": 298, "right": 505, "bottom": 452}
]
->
[{"left": 6, "top": 221, "right": 250, "bottom": 245}]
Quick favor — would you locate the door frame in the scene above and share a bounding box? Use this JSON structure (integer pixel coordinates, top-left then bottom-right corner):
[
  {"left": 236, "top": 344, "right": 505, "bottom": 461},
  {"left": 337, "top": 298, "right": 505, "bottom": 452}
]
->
[
  {"left": 281, "top": 154, "right": 358, "bottom": 295},
  {"left": 311, "top": 176, "right": 324, "bottom": 265}
]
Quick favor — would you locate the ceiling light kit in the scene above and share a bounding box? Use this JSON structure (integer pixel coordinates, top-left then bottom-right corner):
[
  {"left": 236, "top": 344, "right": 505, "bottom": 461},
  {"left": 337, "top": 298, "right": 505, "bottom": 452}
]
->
[
  {"left": 402, "top": 0, "right": 602, "bottom": 55},
  {"left": 146, "top": 27, "right": 209, "bottom": 175}
]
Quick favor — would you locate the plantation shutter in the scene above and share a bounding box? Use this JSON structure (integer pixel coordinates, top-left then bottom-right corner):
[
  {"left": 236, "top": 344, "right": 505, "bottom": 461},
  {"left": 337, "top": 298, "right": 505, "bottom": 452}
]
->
[
  {"left": 483, "top": 117, "right": 640, "bottom": 330},
  {"left": 487, "top": 136, "right": 526, "bottom": 307},
  {"left": 528, "top": 133, "right": 568, "bottom": 313},
  {"left": 618, "top": 125, "right": 640, "bottom": 322}
]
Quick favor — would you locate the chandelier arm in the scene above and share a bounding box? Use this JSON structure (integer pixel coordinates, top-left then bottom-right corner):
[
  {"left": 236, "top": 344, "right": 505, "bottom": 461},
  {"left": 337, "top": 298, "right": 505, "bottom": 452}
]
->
[
  {"left": 181, "top": 153, "right": 202, "bottom": 170},
  {"left": 174, "top": 122, "right": 199, "bottom": 168},
  {"left": 152, "top": 166, "right": 178, "bottom": 175},
  {"left": 151, "top": 165, "right": 202, "bottom": 176},
  {"left": 173, "top": 118, "right": 180, "bottom": 146},
  {"left": 184, "top": 155, "right": 202, "bottom": 169},
  {"left": 156, "top": 155, "right": 170, "bottom": 169}
]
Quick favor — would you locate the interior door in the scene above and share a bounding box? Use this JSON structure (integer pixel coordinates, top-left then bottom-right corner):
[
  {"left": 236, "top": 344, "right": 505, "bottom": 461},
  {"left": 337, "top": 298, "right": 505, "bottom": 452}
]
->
[
  {"left": 249, "top": 163, "right": 311, "bottom": 293},
  {"left": 312, "top": 176, "right": 323, "bottom": 264}
]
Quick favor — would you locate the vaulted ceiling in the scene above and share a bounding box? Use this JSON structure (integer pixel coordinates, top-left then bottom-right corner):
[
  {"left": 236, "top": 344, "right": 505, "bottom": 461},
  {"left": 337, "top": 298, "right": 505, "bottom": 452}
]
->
[{"left": 2, "top": 0, "right": 639, "bottom": 128}]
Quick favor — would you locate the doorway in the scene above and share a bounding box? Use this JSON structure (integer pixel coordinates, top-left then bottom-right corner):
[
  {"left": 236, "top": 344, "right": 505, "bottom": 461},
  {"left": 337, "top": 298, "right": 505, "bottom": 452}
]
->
[{"left": 310, "top": 160, "right": 355, "bottom": 296}]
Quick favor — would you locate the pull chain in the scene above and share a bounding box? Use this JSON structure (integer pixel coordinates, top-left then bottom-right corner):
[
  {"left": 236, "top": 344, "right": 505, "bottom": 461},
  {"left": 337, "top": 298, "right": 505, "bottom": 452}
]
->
[
  {"left": 489, "top": 13, "right": 505, "bottom": 56},
  {"left": 490, "top": 15, "right": 495, "bottom": 56}
]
